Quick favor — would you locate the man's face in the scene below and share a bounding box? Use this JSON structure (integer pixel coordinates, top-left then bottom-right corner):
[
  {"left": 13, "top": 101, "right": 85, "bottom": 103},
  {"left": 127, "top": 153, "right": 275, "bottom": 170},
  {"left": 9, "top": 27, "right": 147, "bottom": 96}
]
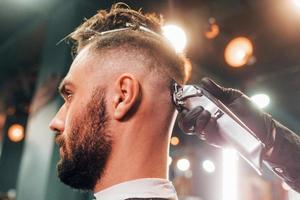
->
[{"left": 49, "top": 47, "right": 112, "bottom": 190}]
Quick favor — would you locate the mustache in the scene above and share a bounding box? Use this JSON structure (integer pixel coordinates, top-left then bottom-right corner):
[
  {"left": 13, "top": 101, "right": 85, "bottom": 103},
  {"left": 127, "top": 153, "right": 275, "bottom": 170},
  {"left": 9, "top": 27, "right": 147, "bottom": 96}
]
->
[{"left": 55, "top": 132, "right": 66, "bottom": 147}]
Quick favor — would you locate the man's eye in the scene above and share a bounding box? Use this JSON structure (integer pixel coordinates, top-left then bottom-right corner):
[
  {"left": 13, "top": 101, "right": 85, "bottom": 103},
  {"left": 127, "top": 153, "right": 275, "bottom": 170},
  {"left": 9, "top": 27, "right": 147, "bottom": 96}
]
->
[
  {"left": 66, "top": 93, "right": 73, "bottom": 101},
  {"left": 63, "top": 90, "right": 73, "bottom": 101}
]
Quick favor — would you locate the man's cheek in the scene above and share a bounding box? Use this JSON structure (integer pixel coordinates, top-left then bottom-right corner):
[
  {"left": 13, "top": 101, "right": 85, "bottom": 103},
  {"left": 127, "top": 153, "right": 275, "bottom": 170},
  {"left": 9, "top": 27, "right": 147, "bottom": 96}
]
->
[{"left": 61, "top": 127, "right": 75, "bottom": 160}]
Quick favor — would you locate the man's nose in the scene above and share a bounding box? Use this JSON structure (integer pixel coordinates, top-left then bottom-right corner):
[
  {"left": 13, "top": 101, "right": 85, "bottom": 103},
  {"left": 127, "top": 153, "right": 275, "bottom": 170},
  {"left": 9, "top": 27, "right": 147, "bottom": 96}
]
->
[{"left": 49, "top": 107, "right": 65, "bottom": 133}]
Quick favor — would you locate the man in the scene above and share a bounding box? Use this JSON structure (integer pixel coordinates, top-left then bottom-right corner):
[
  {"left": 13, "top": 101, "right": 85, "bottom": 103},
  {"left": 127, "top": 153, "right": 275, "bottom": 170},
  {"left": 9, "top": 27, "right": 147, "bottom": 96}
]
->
[
  {"left": 49, "top": 3, "right": 188, "bottom": 200},
  {"left": 178, "top": 77, "right": 300, "bottom": 192}
]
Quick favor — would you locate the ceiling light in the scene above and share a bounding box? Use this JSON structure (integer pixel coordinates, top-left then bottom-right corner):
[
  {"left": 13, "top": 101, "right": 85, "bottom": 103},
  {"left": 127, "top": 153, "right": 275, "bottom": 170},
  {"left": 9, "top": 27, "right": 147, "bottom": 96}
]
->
[{"left": 162, "top": 24, "right": 187, "bottom": 53}]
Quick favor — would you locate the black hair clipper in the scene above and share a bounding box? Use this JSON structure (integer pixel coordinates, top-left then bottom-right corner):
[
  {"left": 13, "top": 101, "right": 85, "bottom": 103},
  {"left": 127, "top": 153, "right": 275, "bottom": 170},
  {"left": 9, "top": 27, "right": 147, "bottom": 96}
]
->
[{"left": 172, "top": 82, "right": 264, "bottom": 174}]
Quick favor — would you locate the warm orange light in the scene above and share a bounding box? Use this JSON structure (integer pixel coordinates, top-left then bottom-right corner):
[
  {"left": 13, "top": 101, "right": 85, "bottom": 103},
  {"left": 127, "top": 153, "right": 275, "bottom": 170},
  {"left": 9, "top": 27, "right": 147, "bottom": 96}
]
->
[
  {"left": 170, "top": 136, "right": 180, "bottom": 146},
  {"left": 178, "top": 54, "right": 192, "bottom": 83},
  {"left": 205, "top": 24, "right": 220, "bottom": 39},
  {"left": 8, "top": 124, "right": 24, "bottom": 142},
  {"left": 0, "top": 114, "right": 6, "bottom": 130},
  {"left": 224, "top": 37, "right": 254, "bottom": 67}
]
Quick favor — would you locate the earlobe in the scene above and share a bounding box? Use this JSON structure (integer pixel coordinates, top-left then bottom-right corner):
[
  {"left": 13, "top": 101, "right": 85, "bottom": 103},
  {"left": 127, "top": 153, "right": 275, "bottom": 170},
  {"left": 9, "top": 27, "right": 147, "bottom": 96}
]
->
[{"left": 113, "top": 74, "right": 141, "bottom": 120}]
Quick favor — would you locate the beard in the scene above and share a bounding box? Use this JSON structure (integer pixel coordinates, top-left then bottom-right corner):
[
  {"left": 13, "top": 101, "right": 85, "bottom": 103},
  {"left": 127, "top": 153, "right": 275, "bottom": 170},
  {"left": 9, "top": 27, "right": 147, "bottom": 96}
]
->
[{"left": 56, "top": 88, "right": 112, "bottom": 191}]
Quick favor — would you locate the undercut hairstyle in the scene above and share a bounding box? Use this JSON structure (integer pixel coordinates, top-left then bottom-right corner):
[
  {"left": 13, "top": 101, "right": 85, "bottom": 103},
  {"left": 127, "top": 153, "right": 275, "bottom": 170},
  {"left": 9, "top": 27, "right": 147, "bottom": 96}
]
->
[{"left": 68, "top": 3, "right": 190, "bottom": 84}]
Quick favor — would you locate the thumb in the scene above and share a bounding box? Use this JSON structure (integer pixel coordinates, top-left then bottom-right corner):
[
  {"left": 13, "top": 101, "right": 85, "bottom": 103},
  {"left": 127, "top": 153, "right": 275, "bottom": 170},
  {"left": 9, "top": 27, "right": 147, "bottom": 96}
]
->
[{"left": 200, "top": 77, "right": 243, "bottom": 104}]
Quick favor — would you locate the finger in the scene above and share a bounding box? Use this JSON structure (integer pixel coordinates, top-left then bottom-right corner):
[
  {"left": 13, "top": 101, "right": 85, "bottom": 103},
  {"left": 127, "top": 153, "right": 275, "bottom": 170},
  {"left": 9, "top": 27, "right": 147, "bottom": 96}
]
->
[
  {"left": 200, "top": 77, "right": 242, "bottom": 104},
  {"left": 200, "top": 77, "right": 224, "bottom": 99},
  {"left": 178, "top": 106, "right": 204, "bottom": 133},
  {"left": 203, "top": 118, "right": 227, "bottom": 147},
  {"left": 194, "top": 110, "right": 211, "bottom": 135}
]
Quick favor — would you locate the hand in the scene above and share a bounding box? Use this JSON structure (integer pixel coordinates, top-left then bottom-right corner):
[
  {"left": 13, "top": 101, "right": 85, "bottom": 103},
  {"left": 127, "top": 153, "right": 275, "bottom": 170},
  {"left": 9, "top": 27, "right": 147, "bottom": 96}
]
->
[
  {"left": 177, "top": 77, "right": 275, "bottom": 153},
  {"left": 178, "top": 77, "right": 300, "bottom": 192}
]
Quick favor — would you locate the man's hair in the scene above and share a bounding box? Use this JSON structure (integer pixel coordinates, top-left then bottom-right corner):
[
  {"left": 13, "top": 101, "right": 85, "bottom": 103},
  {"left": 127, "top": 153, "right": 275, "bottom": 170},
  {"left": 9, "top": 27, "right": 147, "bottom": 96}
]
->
[{"left": 68, "top": 3, "right": 190, "bottom": 84}]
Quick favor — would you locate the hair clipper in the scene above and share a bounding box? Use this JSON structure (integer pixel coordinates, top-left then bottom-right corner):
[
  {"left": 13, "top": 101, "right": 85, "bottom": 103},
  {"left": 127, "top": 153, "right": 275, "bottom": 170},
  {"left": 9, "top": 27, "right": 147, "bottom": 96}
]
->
[{"left": 172, "top": 83, "right": 264, "bottom": 175}]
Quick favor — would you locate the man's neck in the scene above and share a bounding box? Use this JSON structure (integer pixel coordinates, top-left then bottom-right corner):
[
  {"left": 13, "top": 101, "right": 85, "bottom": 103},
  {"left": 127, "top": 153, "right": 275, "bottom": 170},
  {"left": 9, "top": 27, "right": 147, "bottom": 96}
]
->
[{"left": 93, "top": 125, "right": 171, "bottom": 193}]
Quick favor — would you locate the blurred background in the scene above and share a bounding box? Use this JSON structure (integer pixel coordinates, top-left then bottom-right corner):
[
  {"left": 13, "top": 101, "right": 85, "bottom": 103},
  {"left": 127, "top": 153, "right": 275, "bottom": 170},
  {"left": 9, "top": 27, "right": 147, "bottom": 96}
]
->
[{"left": 0, "top": 0, "right": 299, "bottom": 200}]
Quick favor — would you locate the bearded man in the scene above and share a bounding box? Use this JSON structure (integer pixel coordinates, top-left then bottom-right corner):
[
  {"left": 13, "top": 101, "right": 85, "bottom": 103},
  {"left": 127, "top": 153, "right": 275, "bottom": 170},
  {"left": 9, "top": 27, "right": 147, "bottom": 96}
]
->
[{"left": 49, "top": 3, "right": 188, "bottom": 200}]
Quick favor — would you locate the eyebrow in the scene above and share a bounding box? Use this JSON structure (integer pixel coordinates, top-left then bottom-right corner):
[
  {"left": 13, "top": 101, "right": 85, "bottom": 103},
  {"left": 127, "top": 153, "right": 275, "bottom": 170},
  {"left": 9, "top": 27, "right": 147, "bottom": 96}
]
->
[{"left": 58, "top": 79, "right": 73, "bottom": 96}]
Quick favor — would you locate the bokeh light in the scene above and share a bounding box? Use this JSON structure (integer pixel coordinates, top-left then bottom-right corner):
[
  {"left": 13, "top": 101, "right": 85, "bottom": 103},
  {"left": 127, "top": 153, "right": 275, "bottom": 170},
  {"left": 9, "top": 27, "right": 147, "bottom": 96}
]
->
[
  {"left": 223, "top": 149, "right": 238, "bottom": 200},
  {"left": 293, "top": 0, "right": 300, "bottom": 8},
  {"left": 224, "top": 37, "right": 254, "bottom": 67},
  {"left": 250, "top": 94, "right": 270, "bottom": 108},
  {"left": 162, "top": 24, "right": 187, "bottom": 53},
  {"left": 7, "top": 189, "right": 17, "bottom": 199},
  {"left": 177, "top": 158, "right": 190, "bottom": 171},
  {"left": 168, "top": 156, "right": 173, "bottom": 166},
  {"left": 202, "top": 160, "right": 216, "bottom": 173},
  {"left": 205, "top": 24, "right": 220, "bottom": 39},
  {"left": 205, "top": 18, "right": 220, "bottom": 39},
  {"left": 282, "top": 181, "right": 291, "bottom": 191},
  {"left": 8, "top": 124, "right": 24, "bottom": 142},
  {"left": 0, "top": 114, "right": 6, "bottom": 130},
  {"left": 170, "top": 136, "right": 180, "bottom": 146}
]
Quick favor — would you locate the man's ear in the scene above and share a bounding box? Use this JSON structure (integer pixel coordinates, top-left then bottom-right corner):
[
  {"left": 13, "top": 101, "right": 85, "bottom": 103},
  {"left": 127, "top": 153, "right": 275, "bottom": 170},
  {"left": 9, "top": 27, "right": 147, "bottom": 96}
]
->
[{"left": 112, "top": 73, "right": 141, "bottom": 120}]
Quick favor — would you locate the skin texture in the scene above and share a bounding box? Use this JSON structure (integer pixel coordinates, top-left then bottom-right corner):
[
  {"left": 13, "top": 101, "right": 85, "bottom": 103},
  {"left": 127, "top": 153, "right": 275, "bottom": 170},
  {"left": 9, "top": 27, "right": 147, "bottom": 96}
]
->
[
  {"left": 49, "top": 44, "right": 177, "bottom": 192},
  {"left": 55, "top": 87, "right": 112, "bottom": 190}
]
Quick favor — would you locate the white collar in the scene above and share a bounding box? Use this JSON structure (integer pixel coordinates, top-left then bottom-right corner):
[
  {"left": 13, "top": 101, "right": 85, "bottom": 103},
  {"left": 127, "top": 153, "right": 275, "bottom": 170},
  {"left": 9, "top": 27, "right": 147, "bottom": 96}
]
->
[{"left": 94, "top": 178, "right": 178, "bottom": 200}]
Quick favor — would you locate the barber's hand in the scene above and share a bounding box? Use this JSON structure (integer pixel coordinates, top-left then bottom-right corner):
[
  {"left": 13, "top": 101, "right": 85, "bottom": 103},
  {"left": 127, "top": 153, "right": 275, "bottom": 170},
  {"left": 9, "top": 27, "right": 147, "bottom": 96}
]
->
[
  {"left": 177, "top": 77, "right": 275, "bottom": 153},
  {"left": 178, "top": 77, "right": 300, "bottom": 192}
]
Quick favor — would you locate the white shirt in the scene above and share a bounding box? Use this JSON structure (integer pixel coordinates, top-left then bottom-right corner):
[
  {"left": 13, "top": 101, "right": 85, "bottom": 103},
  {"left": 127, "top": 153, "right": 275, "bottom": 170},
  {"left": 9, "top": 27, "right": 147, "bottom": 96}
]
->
[{"left": 94, "top": 178, "right": 178, "bottom": 200}]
